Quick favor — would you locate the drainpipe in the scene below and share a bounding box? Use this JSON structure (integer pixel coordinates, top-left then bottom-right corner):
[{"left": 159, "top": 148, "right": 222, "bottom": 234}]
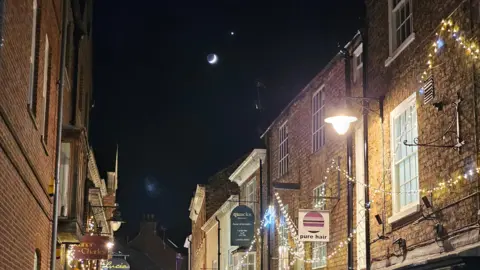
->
[
  {"left": 360, "top": 28, "right": 372, "bottom": 270},
  {"left": 265, "top": 135, "right": 271, "bottom": 270},
  {"left": 342, "top": 47, "right": 354, "bottom": 270},
  {"left": 259, "top": 158, "right": 264, "bottom": 270},
  {"left": 50, "top": 0, "right": 69, "bottom": 269},
  {"left": 215, "top": 216, "right": 221, "bottom": 270}
]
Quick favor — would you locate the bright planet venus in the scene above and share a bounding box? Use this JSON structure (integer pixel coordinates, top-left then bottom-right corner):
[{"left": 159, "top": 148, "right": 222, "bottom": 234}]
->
[{"left": 207, "top": 53, "right": 218, "bottom": 64}]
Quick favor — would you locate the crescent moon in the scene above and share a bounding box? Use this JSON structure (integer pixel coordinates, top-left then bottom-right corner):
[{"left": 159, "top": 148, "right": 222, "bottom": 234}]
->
[{"left": 208, "top": 54, "right": 218, "bottom": 64}]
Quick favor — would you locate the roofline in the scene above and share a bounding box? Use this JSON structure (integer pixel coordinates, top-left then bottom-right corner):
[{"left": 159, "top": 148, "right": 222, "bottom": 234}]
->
[
  {"left": 260, "top": 30, "right": 362, "bottom": 139},
  {"left": 201, "top": 195, "right": 239, "bottom": 232},
  {"left": 229, "top": 149, "right": 266, "bottom": 185}
]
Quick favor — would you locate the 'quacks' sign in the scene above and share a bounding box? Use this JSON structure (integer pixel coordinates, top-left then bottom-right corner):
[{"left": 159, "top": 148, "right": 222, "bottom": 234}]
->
[
  {"left": 102, "top": 258, "right": 130, "bottom": 269},
  {"left": 73, "top": 235, "right": 109, "bottom": 260}
]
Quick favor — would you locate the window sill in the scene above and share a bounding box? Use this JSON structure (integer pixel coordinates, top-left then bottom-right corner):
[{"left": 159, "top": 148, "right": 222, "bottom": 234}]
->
[
  {"left": 41, "top": 136, "right": 49, "bottom": 156},
  {"left": 385, "top": 33, "right": 416, "bottom": 67},
  {"left": 27, "top": 106, "right": 39, "bottom": 130},
  {"left": 387, "top": 203, "right": 420, "bottom": 224}
]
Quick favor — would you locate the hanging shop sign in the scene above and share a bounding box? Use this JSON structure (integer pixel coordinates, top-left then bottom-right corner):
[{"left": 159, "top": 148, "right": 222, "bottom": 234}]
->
[
  {"left": 73, "top": 235, "right": 109, "bottom": 260},
  {"left": 298, "top": 209, "right": 330, "bottom": 242},
  {"left": 102, "top": 257, "right": 130, "bottom": 269},
  {"left": 230, "top": 205, "right": 255, "bottom": 247}
]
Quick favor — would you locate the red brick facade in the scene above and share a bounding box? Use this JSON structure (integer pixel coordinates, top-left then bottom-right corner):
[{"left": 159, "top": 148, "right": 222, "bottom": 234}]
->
[
  {"left": 262, "top": 34, "right": 364, "bottom": 270},
  {"left": 367, "top": 0, "right": 480, "bottom": 268},
  {"left": 0, "top": 0, "right": 62, "bottom": 269}
]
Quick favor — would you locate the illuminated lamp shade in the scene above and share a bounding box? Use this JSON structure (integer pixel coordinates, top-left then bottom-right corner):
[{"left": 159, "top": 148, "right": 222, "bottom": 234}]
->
[
  {"left": 325, "top": 108, "right": 358, "bottom": 135},
  {"left": 110, "top": 221, "right": 122, "bottom": 232}
]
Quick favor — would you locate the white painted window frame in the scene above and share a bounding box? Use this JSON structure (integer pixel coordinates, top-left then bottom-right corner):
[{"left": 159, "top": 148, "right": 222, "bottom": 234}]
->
[
  {"left": 41, "top": 35, "right": 49, "bottom": 141},
  {"left": 312, "top": 86, "right": 326, "bottom": 152},
  {"left": 28, "top": 0, "right": 38, "bottom": 108},
  {"left": 353, "top": 44, "right": 363, "bottom": 83},
  {"left": 312, "top": 184, "right": 327, "bottom": 269},
  {"left": 313, "top": 183, "right": 326, "bottom": 210},
  {"left": 278, "top": 204, "right": 289, "bottom": 270},
  {"left": 246, "top": 178, "right": 257, "bottom": 218},
  {"left": 279, "top": 121, "right": 289, "bottom": 176},
  {"left": 385, "top": 0, "right": 415, "bottom": 67},
  {"left": 388, "top": 92, "right": 420, "bottom": 224},
  {"left": 232, "top": 252, "right": 255, "bottom": 270},
  {"left": 59, "top": 142, "right": 71, "bottom": 217}
]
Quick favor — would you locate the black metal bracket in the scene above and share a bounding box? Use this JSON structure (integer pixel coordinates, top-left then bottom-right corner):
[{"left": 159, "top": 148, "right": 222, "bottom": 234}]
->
[
  {"left": 346, "top": 96, "right": 384, "bottom": 122},
  {"left": 403, "top": 93, "right": 465, "bottom": 151}
]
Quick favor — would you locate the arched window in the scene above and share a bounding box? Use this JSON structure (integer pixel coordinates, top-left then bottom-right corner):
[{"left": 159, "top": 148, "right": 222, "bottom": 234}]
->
[{"left": 33, "top": 249, "right": 40, "bottom": 270}]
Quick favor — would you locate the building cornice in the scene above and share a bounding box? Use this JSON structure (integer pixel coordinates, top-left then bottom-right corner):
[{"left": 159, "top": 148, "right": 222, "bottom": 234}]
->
[
  {"left": 189, "top": 185, "right": 205, "bottom": 222},
  {"left": 201, "top": 195, "right": 239, "bottom": 232},
  {"left": 87, "top": 148, "right": 107, "bottom": 196},
  {"left": 229, "top": 149, "right": 266, "bottom": 186}
]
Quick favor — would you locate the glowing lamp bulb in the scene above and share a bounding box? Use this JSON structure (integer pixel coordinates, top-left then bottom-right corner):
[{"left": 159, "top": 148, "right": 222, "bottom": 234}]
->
[
  {"left": 325, "top": 115, "right": 358, "bottom": 135},
  {"left": 106, "top": 242, "right": 114, "bottom": 249}
]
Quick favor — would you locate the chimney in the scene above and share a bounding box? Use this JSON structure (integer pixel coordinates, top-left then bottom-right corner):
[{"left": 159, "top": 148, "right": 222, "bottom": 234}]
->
[{"left": 141, "top": 214, "right": 157, "bottom": 236}]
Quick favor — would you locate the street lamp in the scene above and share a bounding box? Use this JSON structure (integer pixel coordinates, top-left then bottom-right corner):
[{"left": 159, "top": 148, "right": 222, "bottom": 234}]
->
[
  {"left": 109, "top": 209, "right": 125, "bottom": 232},
  {"left": 325, "top": 95, "right": 383, "bottom": 270},
  {"left": 324, "top": 110, "right": 358, "bottom": 135}
]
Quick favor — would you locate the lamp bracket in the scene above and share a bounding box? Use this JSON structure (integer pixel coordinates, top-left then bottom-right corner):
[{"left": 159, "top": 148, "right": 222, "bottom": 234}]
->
[
  {"left": 403, "top": 93, "right": 465, "bottom": 151},
  {"left": 345, "top": 96, "right": 384, "bottom": 121}
]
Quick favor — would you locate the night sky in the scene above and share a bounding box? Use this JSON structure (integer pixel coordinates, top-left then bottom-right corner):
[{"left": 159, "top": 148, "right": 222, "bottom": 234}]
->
[{"left": 90, "top": 0, "right": 364, "bottom": 247}]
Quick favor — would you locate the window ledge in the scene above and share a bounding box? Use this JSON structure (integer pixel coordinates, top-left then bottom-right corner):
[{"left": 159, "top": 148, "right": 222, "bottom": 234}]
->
[
  {"left": 387, "top": 203, "right": 420, "bottom": 224},
  {"left": 385, "top": 33, "right": 416, "bottom": 67},
  {"left": 27, "top": 106, "right": 39, "bottom": 130},
  {"left": 41, "top": 136, "right": 49, "bottom": 156}
]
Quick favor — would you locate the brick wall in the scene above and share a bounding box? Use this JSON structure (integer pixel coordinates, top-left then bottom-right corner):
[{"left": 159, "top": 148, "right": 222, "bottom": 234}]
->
[
  {"left": 367, "top": 0, "right": 480, "bottom": 268},
  {"left": 264, "top": 36, "right": 363, "bottom": 269},
  {"left": 192, "top": 196, "right": 206, "bottom": 270},
  {"left": 0, "top": 0, "right": 63, "bottom": 269}
]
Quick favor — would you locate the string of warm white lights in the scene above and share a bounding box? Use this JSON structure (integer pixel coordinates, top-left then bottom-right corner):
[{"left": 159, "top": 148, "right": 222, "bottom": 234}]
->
[
  {"left": 274, "top": 191, "right": 369, "bottom": 266},
  {"left": 420, "top": 18, "right": 479, "bottom": 82},
  {"left": 274, "top": 192, "right": 305, "bottom": 256},
  {"left": 329, "top": 159, "right": 479, "bottom": 196},
  {"left": 235, "top": 207, "right": 274, "bottom": 270}
]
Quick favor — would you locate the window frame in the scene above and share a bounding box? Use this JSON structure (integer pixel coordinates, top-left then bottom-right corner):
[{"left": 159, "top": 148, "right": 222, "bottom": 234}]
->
[
  {"left": 386, "top": 0, "right": 415, "bottom": 66},
  {"left": 245, "top": 177, "right": 257, "bottom": 218},
  {"left": 390, "top": 0, "right": 414, "bottom": 51},
  {"left": 389, "top": 92, "right": 420, "bottom": 223},
  {"left": 312, "top": 185, "right": 327, "bottom": 269},
  {"left": 41, "top": 34, "right": 51, "bottom": 144},
  {"left": 312, "top": 242, "right": 327, "bottom": 269},
  {"left": 59, "top": 142, "right": 72, "bottom": 217},
  {"left": 28, "top": 0, "right": 39, "bottom": 111},
  {"left": 353, "top": 45, "right": 363, "bottom": 83},
  {"left": 313, "top": 184, "right": 326, "bottom": 210},
  {"left": 278, "top": 121, "right": 289, "bottom": 177},
  {"left": 312, "top": 86, "right": 326, "bottom": 152},
  {"left": 278, "top": 204, "right": 289, "bottom": 270},
  {"left": 33, "top": 249, "right": 40, "bottom": 270},
  {"left": 232, "top": 252, "right": 255, "bottom": 270}
]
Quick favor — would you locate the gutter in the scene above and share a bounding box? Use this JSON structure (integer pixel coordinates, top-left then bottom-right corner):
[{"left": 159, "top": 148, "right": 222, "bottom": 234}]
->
[{"left": 50, "top": 0, "right": 69, "bottom": 268}]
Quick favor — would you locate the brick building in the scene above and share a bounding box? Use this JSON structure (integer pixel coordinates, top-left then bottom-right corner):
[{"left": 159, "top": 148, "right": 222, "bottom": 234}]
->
[
  {"left": 261, "top": 33, "right": 365, "bottom": 270},
  {"left": 366, "top": 0, "right": 480, "bottom": 269},
  {"left": 228, "top": 149, "right": 267, "bottom": 270},
  {"left": 189, "top": 156, "right": 247, "bottom": 270},
  {"left": 0, "top": 0, "right": 63, "bottom": 268},
  {"left": 114, "top": 214, "right": 187, "bottom": 270},
  {"left": 0, "top": 0, "right": 105, "bottom": 269}
]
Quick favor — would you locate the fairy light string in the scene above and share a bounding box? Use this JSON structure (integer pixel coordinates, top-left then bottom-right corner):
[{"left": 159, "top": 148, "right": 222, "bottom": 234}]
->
[
  {"left": 235, "top": 207, "right": 274, "bottom": 270},
  {"left": 420, "top": 18, "right": 479, "bottom": 83},
  {"left": 274, "top": 191, "right": 369, "bottom": 266},
  {"left": 328, "top": 158, "right": 478, "bottom": 196}
]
